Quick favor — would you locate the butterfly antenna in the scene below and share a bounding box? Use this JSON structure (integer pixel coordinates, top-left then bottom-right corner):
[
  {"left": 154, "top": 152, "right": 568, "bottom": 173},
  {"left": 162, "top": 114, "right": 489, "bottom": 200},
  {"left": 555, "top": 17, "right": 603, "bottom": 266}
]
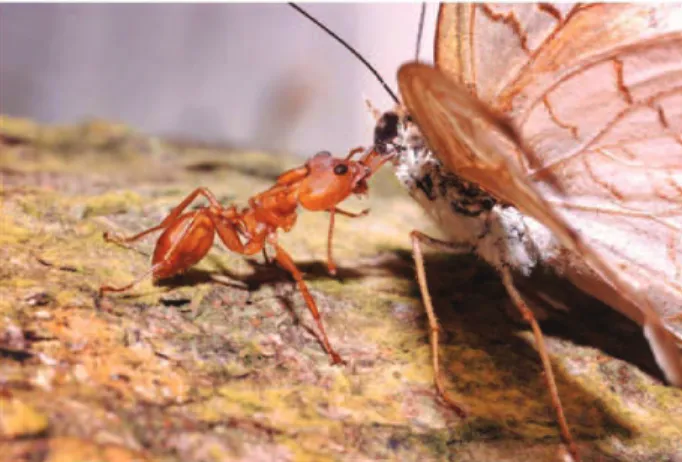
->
[
  {"left": 414, "top": 3, "right": 426, "bottom": 62},
  {"left": 288, "top": 3, "right": 400, "bottom": 105}
]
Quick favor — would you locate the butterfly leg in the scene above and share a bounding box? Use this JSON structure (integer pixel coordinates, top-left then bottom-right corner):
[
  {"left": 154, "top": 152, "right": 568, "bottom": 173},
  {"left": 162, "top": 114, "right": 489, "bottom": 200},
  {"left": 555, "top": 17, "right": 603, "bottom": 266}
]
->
[
  {"left": 499, "top": 265, "right": 579, "bottom": 462},
  {"left": 411, "top": 230, "right": 473, "bottom": 418}
]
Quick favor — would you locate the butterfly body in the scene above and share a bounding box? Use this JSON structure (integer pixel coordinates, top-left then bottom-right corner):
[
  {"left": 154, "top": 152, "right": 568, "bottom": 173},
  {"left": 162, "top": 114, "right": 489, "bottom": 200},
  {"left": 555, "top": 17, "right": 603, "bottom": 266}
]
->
[
  {"left": 378, "top": 110, "right": 563, "bottom": 280},
  {"left": 372, "top": 3, "right": 682, "bottom": 388}
]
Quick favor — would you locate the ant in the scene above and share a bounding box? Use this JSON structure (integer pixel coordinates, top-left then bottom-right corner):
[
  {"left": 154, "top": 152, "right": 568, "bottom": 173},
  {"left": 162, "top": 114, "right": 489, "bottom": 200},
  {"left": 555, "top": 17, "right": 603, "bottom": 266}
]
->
[{"left": 99, "top": 147, "right": 392, "bottom": 365}]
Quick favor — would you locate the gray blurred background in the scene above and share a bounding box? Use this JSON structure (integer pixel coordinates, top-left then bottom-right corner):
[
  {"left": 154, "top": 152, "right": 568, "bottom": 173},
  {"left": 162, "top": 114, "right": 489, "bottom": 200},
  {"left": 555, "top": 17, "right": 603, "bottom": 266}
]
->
[{"left": 0, "top": 3, "right": 436, "bottom": 156}]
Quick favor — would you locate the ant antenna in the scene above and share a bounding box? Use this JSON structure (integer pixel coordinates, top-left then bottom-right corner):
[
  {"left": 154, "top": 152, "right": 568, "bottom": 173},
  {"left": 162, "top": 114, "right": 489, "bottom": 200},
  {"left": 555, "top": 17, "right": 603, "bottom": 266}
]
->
[
  {"left": 288, "top": 3, "right": 400, "bottom": 105},
  {"left": 414, "top": 3, "right": 426, "bottom": 62}
]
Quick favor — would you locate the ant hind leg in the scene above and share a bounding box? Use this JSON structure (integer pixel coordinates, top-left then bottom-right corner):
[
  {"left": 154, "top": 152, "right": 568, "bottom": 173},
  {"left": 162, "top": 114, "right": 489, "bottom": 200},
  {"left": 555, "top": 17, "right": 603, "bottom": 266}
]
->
[
  {"left": 104, "top": 187, "right": 224, "bottom": 247},
  {"left": 99, "top": 262, "right": 165, "bottom": 297}
]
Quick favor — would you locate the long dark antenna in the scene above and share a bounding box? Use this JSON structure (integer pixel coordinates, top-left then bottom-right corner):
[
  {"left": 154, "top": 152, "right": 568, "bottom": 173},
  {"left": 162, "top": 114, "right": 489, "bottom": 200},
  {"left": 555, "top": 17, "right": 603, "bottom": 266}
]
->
[
  {"left": 414, "top": 3, "right": 426, "bottom": 62},
  {"left": 288, "top": 3, "right": 400, "bottom": 105}
]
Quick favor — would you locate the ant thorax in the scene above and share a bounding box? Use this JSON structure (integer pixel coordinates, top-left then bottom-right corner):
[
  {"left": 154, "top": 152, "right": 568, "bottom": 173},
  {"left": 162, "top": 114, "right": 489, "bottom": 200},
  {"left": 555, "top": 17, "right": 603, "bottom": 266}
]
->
[{"left": 376, "top": 111, "right": 562, "bottom": 277}]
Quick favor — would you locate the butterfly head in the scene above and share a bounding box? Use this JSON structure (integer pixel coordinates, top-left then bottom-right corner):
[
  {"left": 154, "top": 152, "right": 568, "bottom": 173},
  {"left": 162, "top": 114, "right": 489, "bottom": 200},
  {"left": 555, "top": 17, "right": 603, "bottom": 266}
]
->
[{"left": 373, "top": 108, "right": 425, "bottom": 159}]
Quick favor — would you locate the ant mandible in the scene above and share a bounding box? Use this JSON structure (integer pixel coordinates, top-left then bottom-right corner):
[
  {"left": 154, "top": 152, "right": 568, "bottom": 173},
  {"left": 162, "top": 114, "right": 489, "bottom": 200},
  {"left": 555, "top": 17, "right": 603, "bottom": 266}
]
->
[{"left": 99, "top": 147, "right": 392, "bottom": 365}]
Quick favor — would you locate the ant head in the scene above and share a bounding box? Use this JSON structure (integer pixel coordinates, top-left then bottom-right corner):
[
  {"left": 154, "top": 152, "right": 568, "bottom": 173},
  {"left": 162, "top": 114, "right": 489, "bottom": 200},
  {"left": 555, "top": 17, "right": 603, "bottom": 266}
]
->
[{"left": 298, "top": 151, "right": 373, "bottom": 211}]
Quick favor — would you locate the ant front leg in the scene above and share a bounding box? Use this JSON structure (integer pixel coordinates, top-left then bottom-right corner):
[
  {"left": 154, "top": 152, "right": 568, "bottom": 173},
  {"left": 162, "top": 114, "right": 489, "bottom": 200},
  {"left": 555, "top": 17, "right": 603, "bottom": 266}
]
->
[
  {"left": 104, "top": 187, "right": 227, "bottom": 247},
  {"left": 326, "top": 207, "right": 370, "bottom": 276},
  {"left": 269, "top": 237, "right": 345, "bottom": 365},
  {"left": 344, "top": 146, "right": 365, "bottom": 160}
]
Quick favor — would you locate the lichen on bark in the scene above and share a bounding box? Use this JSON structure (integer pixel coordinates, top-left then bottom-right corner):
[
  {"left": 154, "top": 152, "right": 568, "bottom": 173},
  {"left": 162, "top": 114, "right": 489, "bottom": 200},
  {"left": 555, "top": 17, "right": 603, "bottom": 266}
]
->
[{"left": 1, "top": 115, "right": 681, "bottom": 462}]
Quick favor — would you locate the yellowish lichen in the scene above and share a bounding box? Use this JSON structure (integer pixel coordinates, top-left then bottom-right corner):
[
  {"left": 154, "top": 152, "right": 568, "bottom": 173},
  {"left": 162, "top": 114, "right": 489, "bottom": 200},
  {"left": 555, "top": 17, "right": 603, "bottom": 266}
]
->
[
  {"left": 1, "top": 115, "right": 681, "bottom": 461},
  {"left": 0, "top": 215, "right": 33, "bottom": 245},
  {"left": 80, "top": 191, "right": 143, "bottom": 218},
  {"left": 0, "top": 397, "right": 49, "bottom": 438}
]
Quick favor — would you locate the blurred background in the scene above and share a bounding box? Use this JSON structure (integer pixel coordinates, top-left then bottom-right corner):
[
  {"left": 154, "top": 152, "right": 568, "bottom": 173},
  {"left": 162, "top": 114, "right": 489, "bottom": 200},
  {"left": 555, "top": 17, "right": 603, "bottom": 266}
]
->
[{"left": 0, "top": 3, "right": 436, "bottom": 156}]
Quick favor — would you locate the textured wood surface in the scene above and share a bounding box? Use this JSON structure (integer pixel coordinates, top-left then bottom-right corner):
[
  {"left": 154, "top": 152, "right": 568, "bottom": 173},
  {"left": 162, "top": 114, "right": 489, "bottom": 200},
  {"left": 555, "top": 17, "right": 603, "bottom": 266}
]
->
[{"left": 1, "top": 116, "right": 681, "bottom": 461}]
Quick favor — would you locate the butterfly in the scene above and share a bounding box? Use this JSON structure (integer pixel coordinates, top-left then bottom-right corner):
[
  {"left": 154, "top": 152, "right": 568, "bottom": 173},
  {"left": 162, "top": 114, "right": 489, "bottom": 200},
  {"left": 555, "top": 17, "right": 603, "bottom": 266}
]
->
[{"left": 369, "top": 3, "right": 682, "bottom": 459}]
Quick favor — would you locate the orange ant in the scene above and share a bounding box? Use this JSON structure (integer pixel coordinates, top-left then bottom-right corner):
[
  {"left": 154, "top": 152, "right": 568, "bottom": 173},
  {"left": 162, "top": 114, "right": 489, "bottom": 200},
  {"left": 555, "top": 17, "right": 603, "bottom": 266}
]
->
[{"left": 99, "top": 147, "right": 392, "bottom": 365}]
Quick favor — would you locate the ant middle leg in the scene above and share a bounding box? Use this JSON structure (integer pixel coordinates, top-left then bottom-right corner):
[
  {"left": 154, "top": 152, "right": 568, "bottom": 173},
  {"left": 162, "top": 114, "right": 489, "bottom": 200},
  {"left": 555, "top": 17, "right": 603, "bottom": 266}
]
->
[{"left": 209, "top": 215, "right": 344, "bottom": 364}]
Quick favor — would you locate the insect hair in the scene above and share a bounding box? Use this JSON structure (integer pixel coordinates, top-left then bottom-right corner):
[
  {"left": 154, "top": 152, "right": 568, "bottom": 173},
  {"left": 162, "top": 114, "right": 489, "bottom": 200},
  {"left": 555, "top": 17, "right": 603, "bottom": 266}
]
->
[{"left": 288, "top": 3, "right": 400, "bottom": 105}]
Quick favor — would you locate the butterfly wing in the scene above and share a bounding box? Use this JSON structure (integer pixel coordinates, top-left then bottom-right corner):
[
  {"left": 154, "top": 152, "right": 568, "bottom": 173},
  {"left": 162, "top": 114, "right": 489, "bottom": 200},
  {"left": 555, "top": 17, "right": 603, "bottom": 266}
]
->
[
  {"left": 434, "top": 3, "right": 580, "bottom": 106},
  {"left": 434, "top": 3, "right": 682, "bottom": 332},
  {"left": 398, "top": 3, "right": 682, "bottom": 385}
]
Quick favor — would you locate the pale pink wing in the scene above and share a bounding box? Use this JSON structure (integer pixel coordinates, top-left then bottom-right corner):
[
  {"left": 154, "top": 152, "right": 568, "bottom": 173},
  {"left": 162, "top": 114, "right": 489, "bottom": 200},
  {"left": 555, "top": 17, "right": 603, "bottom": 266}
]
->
[
  {"left": 434, "top": 3, "right": 682, "bottom": 326},
  {"left": 399, "top": 3, "right": 682, "bottom": 385}
]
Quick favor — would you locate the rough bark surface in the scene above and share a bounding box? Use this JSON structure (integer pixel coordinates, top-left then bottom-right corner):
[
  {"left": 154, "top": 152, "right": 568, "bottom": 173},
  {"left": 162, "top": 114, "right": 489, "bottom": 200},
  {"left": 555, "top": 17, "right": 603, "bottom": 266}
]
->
[{"left": 1, "top": 116, "right": 681, "bottom": 462}]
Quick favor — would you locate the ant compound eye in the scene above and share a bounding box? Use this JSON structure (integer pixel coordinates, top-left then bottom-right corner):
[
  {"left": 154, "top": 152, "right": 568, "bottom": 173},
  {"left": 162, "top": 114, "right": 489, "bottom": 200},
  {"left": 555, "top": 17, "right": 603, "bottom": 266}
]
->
[{"left": 333, "top": 164, "right": 349, "bottom": 175}]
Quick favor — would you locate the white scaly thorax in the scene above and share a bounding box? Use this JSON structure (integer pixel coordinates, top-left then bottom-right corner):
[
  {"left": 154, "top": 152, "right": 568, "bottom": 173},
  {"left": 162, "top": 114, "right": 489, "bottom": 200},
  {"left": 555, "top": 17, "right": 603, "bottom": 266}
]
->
[{"left": 392, "top": 118, "right": 562, "bottom": 278}]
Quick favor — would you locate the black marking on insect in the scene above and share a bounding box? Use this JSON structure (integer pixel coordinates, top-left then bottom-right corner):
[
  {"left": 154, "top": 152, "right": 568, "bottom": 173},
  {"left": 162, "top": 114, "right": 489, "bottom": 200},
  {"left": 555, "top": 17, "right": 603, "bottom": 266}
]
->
[
  {"left": 415, "top": 174, "right": 436, "bottom": 200},
  {"left": 374, "top": 112, "right": 400, "bottom": 155},
  {"left": 433, "top": 166, "right": 497, "bottom": 217}
]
